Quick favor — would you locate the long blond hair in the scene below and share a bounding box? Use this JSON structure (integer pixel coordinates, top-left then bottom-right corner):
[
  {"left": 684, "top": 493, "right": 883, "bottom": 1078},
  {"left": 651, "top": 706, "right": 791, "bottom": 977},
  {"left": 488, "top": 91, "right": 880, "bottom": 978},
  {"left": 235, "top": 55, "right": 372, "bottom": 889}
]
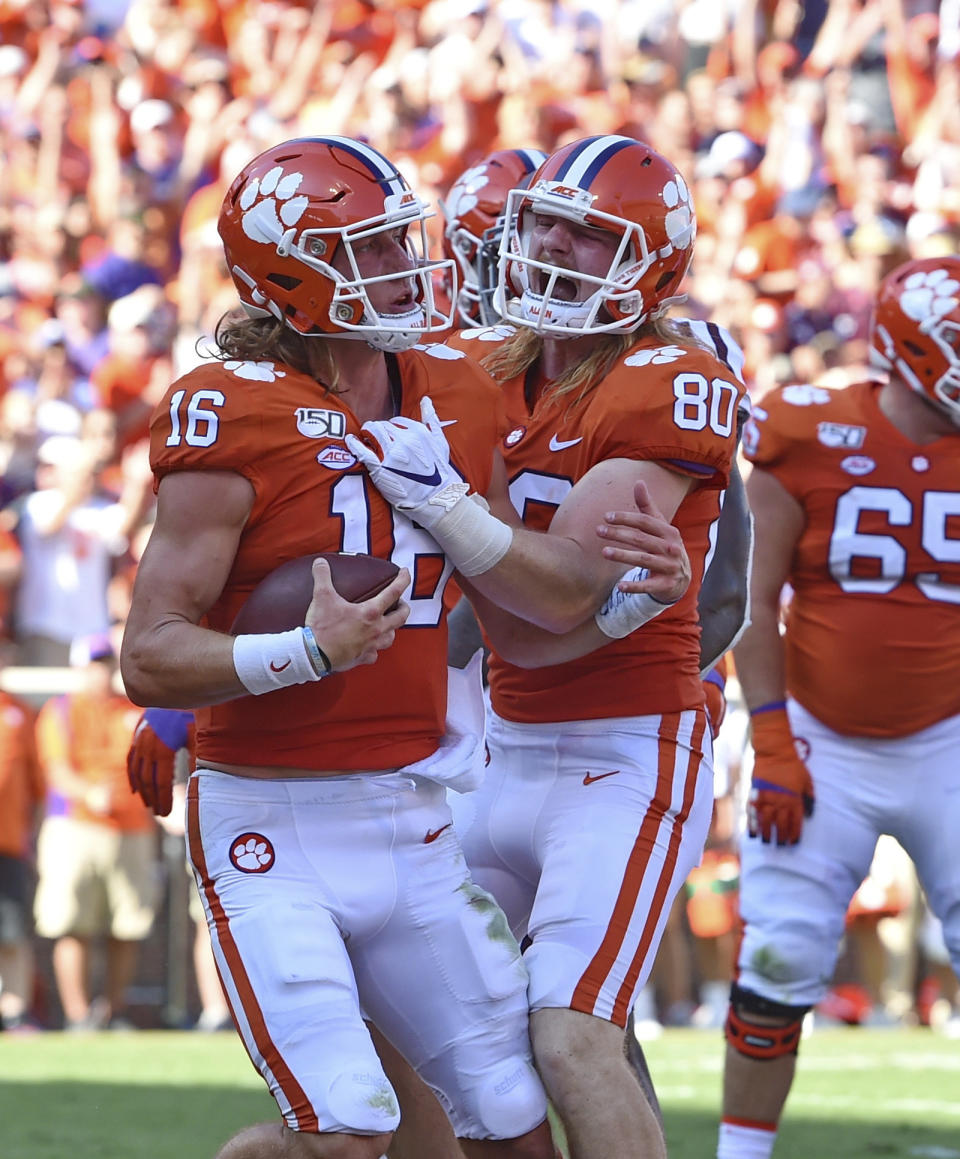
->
[
  {"left": 213, "top": 313, "right": 341, "bottom": 392},
  {"left": 480, "top": 316, "right": 705, "bottom": 409}
]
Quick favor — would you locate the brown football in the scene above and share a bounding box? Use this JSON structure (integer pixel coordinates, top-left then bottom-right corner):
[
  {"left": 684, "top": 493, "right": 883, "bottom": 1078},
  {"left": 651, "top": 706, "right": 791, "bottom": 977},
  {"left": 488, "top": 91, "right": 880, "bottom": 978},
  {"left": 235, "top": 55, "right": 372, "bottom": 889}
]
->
[{"left": 230, "top": 552, "right": 400, "bottom": 636}]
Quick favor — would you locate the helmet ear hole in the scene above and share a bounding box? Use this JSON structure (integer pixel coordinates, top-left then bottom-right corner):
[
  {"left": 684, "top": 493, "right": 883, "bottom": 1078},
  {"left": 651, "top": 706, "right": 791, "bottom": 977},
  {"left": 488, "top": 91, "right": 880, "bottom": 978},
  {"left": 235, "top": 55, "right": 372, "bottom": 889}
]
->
[{"left": 267, "top": 273, "right": 302, "bottom": 291}]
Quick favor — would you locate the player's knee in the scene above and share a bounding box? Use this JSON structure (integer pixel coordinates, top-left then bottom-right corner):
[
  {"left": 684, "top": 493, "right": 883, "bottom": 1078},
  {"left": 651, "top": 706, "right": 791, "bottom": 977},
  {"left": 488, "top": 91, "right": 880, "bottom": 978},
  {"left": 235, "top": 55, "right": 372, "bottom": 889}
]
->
[
  {"left": 324, "top": 1067, "right": 401, "bottom": 1136},
  {"left": 462, "top": 1056, "right": 548, "bottom": 1140},
  {"left": 724, "top": 983, "right": 809, "bottom": 1062},
  {"left": 739, "top": 924, "right": 836, "bottom": 995}
]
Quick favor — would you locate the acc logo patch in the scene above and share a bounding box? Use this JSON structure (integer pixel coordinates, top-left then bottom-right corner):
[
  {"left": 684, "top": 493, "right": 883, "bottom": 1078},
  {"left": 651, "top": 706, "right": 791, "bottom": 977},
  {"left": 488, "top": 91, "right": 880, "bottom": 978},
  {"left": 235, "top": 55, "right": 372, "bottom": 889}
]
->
[
  {"left": 817, "top": 422, "right": 866, "bottom": 449},
  {"left": 504, "top": 426, "right": 526, "bottom": 447},
  {"left": 316, "top": 445, "right": 356, "bottom": 470},
  {"left": 741, "top": 417, "right": 761, "bottom": 458},
  {"left": 229, "top": 832, "right": 275, "bottom": 873},
  {"left": 296, "top": 408, "right": 347, "bottom": 439},
  {"left": 841, "top": 455, "right": 876, "bottom": 476},
  {"left": 781, "top": 384, "right": 831, "bottom": 407}
]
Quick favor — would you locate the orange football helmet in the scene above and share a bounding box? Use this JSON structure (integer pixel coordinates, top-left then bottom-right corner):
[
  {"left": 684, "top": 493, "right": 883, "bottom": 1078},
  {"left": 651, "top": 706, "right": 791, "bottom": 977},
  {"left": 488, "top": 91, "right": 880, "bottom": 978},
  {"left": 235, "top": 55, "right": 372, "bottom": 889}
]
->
[
  {"left": 218, "top": 136, "right": 456, "bottom": 352},
  {"left": 495, "top": 135, "right": 696, "bottom": 336},
  {"left": 870, "top": 257, "right": 960, "bottom": 425},
  {"left": 440, "top": 148, "right": 546, "bottom": 327}
]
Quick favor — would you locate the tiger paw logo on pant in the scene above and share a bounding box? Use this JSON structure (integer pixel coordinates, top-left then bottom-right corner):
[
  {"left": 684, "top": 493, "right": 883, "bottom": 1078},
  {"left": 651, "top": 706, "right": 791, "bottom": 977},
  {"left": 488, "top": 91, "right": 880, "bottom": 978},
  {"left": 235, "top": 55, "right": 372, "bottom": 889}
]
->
[{"left": 229, "top": 832, "right": 275, "bottom": 873}]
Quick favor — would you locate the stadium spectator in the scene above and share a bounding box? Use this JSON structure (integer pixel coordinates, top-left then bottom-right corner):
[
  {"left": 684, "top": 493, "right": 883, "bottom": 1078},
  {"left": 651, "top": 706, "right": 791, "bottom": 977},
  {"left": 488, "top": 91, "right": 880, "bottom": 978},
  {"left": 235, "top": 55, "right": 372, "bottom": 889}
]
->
[
  {"left": 717, "top": 255, "right": 960, "bottom": 1159},
  {"left": 0, "top": 642, "right": 44, "bottom": 1032},
  {"left": 10, "top": 433, "right": 152, "bottom": 666},
  {"left": 32, "top": 635, "right": 156, "bottom": 1030},
  {"left": 365, "top": 133, "right": 745, "bottom": 1159}
]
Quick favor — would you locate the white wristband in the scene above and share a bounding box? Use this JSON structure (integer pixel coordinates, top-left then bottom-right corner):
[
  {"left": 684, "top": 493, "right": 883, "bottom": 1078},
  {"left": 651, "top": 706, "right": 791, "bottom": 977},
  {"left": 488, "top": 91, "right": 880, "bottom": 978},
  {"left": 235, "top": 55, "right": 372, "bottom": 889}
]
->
[
  {"left": 233, "top": 628, "right": 325, "bottom": 696},
  {"left": 594, "top": 568, "right": 673, "bottom": 639},
  {"left": 429, "top": 493, "right": 514, "bottom": 577}
]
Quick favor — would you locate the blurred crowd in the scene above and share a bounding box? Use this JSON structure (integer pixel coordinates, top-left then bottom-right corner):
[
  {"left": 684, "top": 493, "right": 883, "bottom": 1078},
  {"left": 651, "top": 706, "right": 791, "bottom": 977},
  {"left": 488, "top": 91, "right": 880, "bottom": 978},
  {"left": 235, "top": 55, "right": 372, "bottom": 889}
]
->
[{"left": 0, "top": 0, "right": 958, "bottom": 1031}]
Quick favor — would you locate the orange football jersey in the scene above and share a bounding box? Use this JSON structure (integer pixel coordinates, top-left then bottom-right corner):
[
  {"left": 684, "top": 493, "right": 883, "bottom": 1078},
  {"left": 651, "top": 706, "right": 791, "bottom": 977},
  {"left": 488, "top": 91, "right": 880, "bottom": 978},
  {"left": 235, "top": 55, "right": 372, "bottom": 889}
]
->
[
  {"left": 448, "top": 326, "right": 745, "bottom": 724},
  {"left": 0, "top": 691, "right": 44, "bottom": 858},
  {"left": 743, "top": 380, "right": 960, "bottom": 737},
  {"left": 149, "top": 347, "right": 504, "bottom": 770},
  {"left": 35, "top": 693, "right": 151, "bottom": 832}
]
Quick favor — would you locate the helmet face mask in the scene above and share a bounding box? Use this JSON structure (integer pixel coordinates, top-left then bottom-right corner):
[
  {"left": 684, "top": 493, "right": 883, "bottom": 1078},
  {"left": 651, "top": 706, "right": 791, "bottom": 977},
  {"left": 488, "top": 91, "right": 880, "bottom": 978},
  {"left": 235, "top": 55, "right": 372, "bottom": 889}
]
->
[
  {"left": 492, "top": 135, "right": 696, "bottom": 337},
  {"left": 443, "top": 218, "right": 485, "bottom": 327},
  {"left": 219, "top": 137, "right": 457, "bottom": 352},
  {"left": 870, "top": 258, "right": 960, "bottom": 426},
  {"left": 440, "top": 148, "right": 546, "bottom": 328},
  {"left": 476, "top": 218, "right": 510, "bottom": 327}
]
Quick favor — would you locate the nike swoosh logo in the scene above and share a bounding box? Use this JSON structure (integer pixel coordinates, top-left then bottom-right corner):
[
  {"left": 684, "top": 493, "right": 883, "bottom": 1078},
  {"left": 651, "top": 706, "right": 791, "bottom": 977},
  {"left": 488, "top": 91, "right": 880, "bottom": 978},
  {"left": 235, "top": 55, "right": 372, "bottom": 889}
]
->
[
  {"left": 424, "top": 823, "right": 452, "bottom": 843},
  {"left": 583, "top": 770, "right": 620, "bottom": 785},
  {"left": 270, "top": 660, "right": 291, "bottom": 673},
  {"left": 549, "top": 435, "right": 583, "bottom": 452},
  {"left": 384, "top": 465, "right": 443, "bottom": 486},
  {"left": 439, "top": 419, "right": 458, "bottom": 427}
]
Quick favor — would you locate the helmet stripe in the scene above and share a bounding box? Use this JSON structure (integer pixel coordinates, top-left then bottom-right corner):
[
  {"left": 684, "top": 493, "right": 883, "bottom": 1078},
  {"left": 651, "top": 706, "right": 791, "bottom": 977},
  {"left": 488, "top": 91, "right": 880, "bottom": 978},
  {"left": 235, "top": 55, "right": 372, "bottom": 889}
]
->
[
  {"left": 554, "top": 135, "right": 635, "bottom": 188},
  {"left": 306, "top": 135, "right": 407, "bottom": 197},
  {"left": 514, "top": 148, "right": 546, "bottom": 175}
]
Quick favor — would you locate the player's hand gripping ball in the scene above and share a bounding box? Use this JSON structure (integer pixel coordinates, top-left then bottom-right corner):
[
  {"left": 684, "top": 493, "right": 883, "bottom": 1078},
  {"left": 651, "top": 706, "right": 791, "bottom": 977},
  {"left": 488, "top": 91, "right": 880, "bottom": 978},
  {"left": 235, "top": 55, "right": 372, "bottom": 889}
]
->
[
  {"left": 230, "top": 552, "right": 400, "bottom": 635},
  {"left": 230, "top": 551, "right": 402, "bottom": 709}
]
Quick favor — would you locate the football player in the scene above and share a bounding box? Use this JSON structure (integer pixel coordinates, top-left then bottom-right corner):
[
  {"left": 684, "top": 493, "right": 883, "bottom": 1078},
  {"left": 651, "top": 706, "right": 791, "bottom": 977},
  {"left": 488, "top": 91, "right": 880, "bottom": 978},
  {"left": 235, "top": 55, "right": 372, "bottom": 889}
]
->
[
  {"left": 717, "top": 256, "right": 960, "bottom": 1159},
  {"left": 439, "top": 147, "right": 546, "bottom": 329},
  {"left": 439, "top": 145, "right": 751, "bottom": 676},
  {"left": 120, "top": 135, "right": 692, "bottom": 1159},
  {"left": 353, "top": 135, "right": 748, "bottom": 1159}
]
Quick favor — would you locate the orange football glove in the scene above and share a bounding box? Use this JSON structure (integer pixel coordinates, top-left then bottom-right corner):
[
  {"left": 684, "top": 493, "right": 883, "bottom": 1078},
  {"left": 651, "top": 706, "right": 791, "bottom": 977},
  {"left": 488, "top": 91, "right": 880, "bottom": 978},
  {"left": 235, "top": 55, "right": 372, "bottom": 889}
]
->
[
  {"left": 747, "top": 703, "right": 814, "bottom": 846},
  {"left": 702, "top": 663, "right": 727, "bottom": 740},
  {"left": 127, "top": 709, "right": 195, "bottom": 817}
]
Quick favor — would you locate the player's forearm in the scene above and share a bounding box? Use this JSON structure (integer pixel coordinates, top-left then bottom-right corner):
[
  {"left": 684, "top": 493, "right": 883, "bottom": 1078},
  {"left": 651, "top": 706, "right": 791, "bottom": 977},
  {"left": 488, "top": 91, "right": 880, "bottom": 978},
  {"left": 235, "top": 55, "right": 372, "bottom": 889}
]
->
[
  {"left": 730, "top": 602, "right": 787, "bottom": 712},
  {"left": 464, "top": 579, "right": 611, "bottom": 666},
  {"left": 699, "top": 580, "right": 750, "bottom": 674},
  {"left": 466, "top": 528, "right": 612, "bottom": 635},
  {"left": 120, "top": 619, "right": 247, "bottom": 708}
]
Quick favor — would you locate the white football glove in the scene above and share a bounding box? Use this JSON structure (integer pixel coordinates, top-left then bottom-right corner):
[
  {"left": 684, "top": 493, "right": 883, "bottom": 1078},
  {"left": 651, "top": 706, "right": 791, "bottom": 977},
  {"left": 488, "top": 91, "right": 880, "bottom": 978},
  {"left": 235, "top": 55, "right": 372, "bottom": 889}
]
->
[
  {"left": 346, "top": 396, "right": 512, "bottom": 576},
  {"left": 346, "top": 396, "right": 470, "bottom": 532}
]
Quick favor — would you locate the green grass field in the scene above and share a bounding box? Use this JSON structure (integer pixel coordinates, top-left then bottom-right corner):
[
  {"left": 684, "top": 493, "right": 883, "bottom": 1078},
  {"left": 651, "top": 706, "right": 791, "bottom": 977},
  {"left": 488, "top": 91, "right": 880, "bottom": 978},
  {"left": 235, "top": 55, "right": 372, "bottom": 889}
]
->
[{"left": 0, "top": 1027, "right": 958, "bottom": 1158}]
